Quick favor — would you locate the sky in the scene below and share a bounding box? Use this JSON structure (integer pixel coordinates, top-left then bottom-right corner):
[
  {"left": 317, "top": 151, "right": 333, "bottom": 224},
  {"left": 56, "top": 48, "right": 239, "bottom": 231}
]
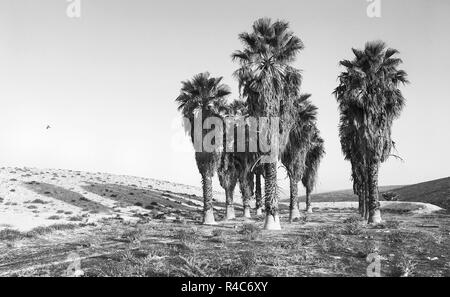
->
[{"left": 0, "top": 0, "right": 449, "bottom": 195}]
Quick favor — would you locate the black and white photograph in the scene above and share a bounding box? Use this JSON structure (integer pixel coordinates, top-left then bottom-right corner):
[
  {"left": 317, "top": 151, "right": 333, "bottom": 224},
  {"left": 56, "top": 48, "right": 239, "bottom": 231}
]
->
[{"left": 0, "top": 0, "right": 449, "bottom": 286}]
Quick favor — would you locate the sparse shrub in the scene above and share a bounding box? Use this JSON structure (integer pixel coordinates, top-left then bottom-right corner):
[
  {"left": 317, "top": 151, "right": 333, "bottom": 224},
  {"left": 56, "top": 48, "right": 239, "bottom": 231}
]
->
[
  {"left": 343, "top": 215, "right": 362, "bottom": 224},
  {"left": 306, "top": 227, "right": 331, "bottom": 245},
  {"left": 383, "top": 220, "right": 401, "bottom": 229},
  {"left": 342, "top": 221, "right": 363, "bottom": 235},
  {"left": 430, "top": 232, "right": 444, "bottom": 245},
  {"left": 210, "top": 229, "right": 226, "bottom": 243},
  {"left": 391, "top": 253, "right": 417, "bottom": 277},
  {"left": 275, "top": 238, "right": 303, "bottom": 250},
  {"left": 217, "top": 251, "right": 258, "bottom": 277},
  {"left": 237, "top": 251, "right": 258, "bottom": 276},
  {"left": 121, "top": 229, "right": 143, "bottom": 243},
  {"left": 240, "top": 223, "right": 261, "bottom": 241},
  {"left": 94, "top": 249, "right": 170, "bottom": 277},
  {"left": 28, "top": 224, "right": 77, "bottom": 236},
  {"left": 175, "top": 229, "right": 199, "bottom": 251},
  {"left": 382, "top": 191, "right": 399, "bottom": 201},
  {"left": 0, "top": 229, "right": 29, "bottom": 241},
  {"left": 47, "top": 215, "right": 61, "bottom": 220},
  {"left": 68, "top": 216, "right": 83, "bottom": 222},
  {"left": 387, "top": 230, "right": 408, "bottom": 245},
  {"left": 212, "top": 229, "right": 223, "bottom": 237}
]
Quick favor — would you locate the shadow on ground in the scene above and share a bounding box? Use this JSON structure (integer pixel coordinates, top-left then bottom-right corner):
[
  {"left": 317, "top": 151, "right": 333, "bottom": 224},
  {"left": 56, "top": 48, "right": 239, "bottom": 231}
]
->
[{"left": 24, "top": 181, "right": 111, "bottom": 213}]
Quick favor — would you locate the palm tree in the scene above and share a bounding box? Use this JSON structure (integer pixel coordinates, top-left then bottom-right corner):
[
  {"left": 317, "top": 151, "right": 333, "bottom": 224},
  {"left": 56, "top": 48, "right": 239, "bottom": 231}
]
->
[
  {"left": 176, "top": 72, "right": 231, "bottom": 225},
  {"left": 229, "top": 100, "right": 257, "bottom": 218},
  {"left": 217, "top": 99, "right": 255, "bottom": 219},
  {"left": 339, "top": 114, "right": 368, "bottom": 217},
  {"left": 232, "top": 18, "right": 304, "bottom": 230},
  {"left": 236, "top": 153, "right": 256, "bottom": 218},
  {"left": 301, "top": 126, "right": 325, "bottom": 213},
  {"left": 217, "top": 151, "right": 239, "bottom": 220},
  {"left": 281, "top": 94, "right": 318, "bottom": 221},
  {"left": 334, "top": 41, "right": 408, "bottom": 224}
]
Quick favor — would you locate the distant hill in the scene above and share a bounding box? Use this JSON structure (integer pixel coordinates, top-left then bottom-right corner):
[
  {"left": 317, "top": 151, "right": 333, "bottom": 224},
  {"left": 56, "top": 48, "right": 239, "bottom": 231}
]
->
[
  {"left": 300, "top": 177, "right": 450, "bottom": 210},
  {"left": 383, "top": 177, "right": 450, "bottom": 210},
  {"left": 299, "top": 185, "right": 402, "bottom": 203}
]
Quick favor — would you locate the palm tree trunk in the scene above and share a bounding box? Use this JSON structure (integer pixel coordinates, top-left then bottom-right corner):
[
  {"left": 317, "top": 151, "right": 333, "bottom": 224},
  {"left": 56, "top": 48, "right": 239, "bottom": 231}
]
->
[
  {"left": 201, "top": 174, "right": 216, "bottom": 225},
  {"left": 364, "top": 178, "right": 369, "bottom": 220},
  {"left": 289, "top": 177, "right": 300, "bottom": 222},
  {"left": 225, "top": 188, "right": 235, "bottom": 220},
  {"left": 358, "top": 193, "right": 365, "bottom": 217},
  {"left": 367, "top": 162, "right": 382, "bottom": 224},
  {"left": 255, "top": 173, "right": 263, "bottom": 215},
  {"left": 263, "top": 162, "right": 281, "bottom": 230},
  {"left": 305, "top": 188, "right": 313, "bottom": 213},
  {"left": 239, "top": 179, "right": 252, "bottom": 218}
]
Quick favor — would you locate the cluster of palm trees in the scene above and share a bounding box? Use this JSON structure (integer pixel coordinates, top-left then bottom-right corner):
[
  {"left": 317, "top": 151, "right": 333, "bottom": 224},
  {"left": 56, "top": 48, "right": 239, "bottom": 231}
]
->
[{"left": 175, "top": 18, "right": 407, "bottom": 229}]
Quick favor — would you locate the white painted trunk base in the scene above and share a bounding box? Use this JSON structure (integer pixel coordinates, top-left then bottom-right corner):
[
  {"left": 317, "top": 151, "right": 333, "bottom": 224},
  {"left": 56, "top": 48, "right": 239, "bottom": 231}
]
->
[
  {"left": 368, "top": 209, "right": 382, "bottom": 224},
  {"left": 202, "top": 209, "right": 217, "bottom": 225},
  {"left": 289, "top": 207, "right": 301, "bottom": 222},
  {"left": 255, "top": 208, "right": 263, "bottom": 216},
  {"left": 264, "top": 214, "right": 281, "bottom": 230},
  {"left": 225, "top": 206, "right": 235, "bottom": 220},
  {"left": 243, "top": 207, "right": 251, "bottom": 218}
]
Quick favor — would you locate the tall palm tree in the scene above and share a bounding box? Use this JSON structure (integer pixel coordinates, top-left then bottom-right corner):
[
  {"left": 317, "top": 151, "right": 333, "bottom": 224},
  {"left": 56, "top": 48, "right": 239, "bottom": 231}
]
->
[
  {"left": 281, "top": 94, "right": 318, "bottom": 221},
  {"left": 301, "top": 126, "right": 325, "bottom": 213},
  {"left": 176, "top": 72, "right": 231, "bottom": 225},
  {"left": 229, "top": 100, "right": 257, "bottom": 218},
  {"left": 339, "top": 114, "right": 368, "bottom": 217},
  {"left": 334, "top": 41, "right": 408, "bottom": 224},
  {"left": 232, "top": 18, "right": 304, "bottom": 230}
]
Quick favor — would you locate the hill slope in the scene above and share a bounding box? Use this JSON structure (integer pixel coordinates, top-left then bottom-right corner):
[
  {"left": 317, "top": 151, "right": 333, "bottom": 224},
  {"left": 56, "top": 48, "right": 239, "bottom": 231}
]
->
[
  {"left": 299, "top": 185, "right": 402, "bottom": 203},
  {"left": 301, "top": 177, "right": 449, "bottom": 210},
  {"left": 384, "top": 177, "right": 450, "bottom": 210}
]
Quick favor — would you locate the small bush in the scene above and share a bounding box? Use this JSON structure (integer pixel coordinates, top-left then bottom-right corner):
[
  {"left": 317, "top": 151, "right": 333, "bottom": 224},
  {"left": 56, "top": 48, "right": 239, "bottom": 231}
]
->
[
  {"left": 0, "top": 229, "right": 29, "bottom": 241},
  {"left": 28, "top": 224, "right": 77, "bottom": 236},
  {"left": 29, "top": 199, "right": 48, "bottom": 204},
  {"left": 343, "top": 215, "right": 362, "bottom": 224},
  {"left": 47, "top": 215, "right": 61, "bottom": 220},
  {"left": 342, "top": 221, "right": 363, "bottom": 235},
  {"left": 212, "top": 229, "right": 224, "bottom": 237},
  {"left": 391, "top": 253, "right": 416, "bottom": 277},
  {"left": 387, "top": 231, "right": 409, "bottom": 245},
  {"left": 240, "top": 223, "right": 261, "bottom": 241},
  {"left": 68, "top": 216, "right": 83, "bottom": 222},
  {"left": 175, "top": 229, "right": 199, "bottom": 251},
  {"left": 121, "top": 229, "right": 143, "bottom": 243}
]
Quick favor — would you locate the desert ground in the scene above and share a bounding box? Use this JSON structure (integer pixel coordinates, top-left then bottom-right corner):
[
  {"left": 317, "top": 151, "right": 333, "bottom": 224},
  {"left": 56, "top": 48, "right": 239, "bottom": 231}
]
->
[{"left": 0, "top": 166, "right": 449, "bottom": 277}]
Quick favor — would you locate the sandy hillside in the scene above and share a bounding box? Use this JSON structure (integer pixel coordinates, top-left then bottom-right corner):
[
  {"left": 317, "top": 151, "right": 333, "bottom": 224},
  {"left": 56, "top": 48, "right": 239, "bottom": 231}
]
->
[{"left": 0, "top": 167, "right": 227, "bottom": 231}]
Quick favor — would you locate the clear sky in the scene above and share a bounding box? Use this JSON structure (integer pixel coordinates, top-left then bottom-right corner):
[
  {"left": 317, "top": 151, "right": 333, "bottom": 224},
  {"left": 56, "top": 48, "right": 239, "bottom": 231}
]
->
[{"left": 1, "top": 0, "right": 449, "bottom": 195}]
